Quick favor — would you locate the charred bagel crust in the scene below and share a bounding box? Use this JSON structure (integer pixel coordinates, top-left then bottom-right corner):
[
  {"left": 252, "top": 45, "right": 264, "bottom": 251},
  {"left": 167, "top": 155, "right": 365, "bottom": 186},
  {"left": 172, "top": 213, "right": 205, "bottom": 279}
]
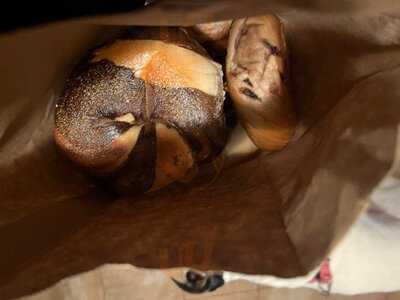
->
[
  {"left": 226, "top": 15, "right": 297, "bottom": 151},
  {"left": 54, "top": 27, "right": 226, "bottom": 193},
  {"left": 111, "top": 123, "right": 157, "bottom": 194},
  {"left": 150, "top": 84, "right": 226, "bottom": 161},
  {"left": 54, "top": 60, "right": 146, "bottom": 173}
]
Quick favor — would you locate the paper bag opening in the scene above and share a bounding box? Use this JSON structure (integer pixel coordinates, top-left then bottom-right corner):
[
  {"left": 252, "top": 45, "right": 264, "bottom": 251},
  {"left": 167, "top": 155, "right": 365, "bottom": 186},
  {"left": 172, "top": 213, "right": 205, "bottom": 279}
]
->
[{"left": 1, "top": 1, "right": 400, "bottom": 298}]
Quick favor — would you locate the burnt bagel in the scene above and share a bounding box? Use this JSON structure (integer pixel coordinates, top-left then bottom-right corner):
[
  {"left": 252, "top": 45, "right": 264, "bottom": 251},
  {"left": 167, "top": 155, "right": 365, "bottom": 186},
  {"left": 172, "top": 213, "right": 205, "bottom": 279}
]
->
[{"left": 54, "top": 27, "right": 227, "bottom": 194}]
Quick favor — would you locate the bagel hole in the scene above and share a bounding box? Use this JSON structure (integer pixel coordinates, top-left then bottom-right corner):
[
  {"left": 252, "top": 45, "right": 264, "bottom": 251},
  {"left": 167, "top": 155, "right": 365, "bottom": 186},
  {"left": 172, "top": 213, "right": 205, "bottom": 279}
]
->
[{"left": 114, "top": 113, "right": 136, "bottom": 124}]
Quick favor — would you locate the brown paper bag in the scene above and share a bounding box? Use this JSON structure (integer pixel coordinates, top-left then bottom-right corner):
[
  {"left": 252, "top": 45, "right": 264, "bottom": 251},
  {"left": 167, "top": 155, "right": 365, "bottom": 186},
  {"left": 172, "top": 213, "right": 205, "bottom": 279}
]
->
[{"left": 1, "top": 0, "right": 400, "bottom": 299}]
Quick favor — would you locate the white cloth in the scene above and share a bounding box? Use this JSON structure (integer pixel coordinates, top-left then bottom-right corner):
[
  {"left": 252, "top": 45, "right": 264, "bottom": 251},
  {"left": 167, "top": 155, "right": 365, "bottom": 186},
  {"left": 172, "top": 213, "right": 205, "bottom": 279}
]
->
[{"left": 224, "top": 176, "right": 400, "bottom": 295}]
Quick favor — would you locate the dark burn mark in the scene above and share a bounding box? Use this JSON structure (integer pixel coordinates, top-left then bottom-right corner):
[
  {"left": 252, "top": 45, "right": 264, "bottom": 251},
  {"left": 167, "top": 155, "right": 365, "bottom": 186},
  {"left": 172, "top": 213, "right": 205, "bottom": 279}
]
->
[
  {"left": 150, "top": 84, "right": 227, "bottom": 162},
  {"left": 56, "top": 60, "right": 146, "bottom": 153},
  {"left": 262, "top": 39, "right": 281, "bottom": 56},
  {"left": 237, "top": 63, "right": 249, "bottom": 72},
  {"left": 173, "top": 154, "right": 180, "bottom": 166},
  {"left": 240, "top": 87, "right": 261, "bottom": 101},
  {"left": 279, "top": 72, "right": 286, "bottom": 83},
  {"left": 243, "top": 78, "right": 253, "bottom": 87},
  {"left": 112, "top": 123, "right": 156, "bottom": 194}
]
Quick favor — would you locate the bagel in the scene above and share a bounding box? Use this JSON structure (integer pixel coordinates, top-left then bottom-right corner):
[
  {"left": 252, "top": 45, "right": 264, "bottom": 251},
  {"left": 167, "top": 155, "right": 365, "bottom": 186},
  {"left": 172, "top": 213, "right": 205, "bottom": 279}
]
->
[
  {"left": 54, "top": 27, "right": 227, "bottom": 194},
  {"left": 226, "top": 15, "right": 297, "bottom": 151}
]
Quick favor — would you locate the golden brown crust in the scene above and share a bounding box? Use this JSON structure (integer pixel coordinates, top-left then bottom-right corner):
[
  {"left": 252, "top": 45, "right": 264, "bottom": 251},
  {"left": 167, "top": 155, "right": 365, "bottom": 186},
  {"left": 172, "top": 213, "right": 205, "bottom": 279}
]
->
[
  {"left": 192, "top": 20, "right": 232, "bottom": 51},
  {"left": 92, "top": 39, "right": 223, "bottom": 97},
  {"left": 149, "top": 123, "right": 196, "bottom": 192}
]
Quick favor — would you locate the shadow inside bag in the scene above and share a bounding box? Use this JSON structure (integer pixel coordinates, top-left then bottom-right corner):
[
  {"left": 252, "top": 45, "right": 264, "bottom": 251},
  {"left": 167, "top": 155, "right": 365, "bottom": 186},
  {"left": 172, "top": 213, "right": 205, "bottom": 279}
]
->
[{"left": 1, "top": 0, "right": 400, "bottom": 299}]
